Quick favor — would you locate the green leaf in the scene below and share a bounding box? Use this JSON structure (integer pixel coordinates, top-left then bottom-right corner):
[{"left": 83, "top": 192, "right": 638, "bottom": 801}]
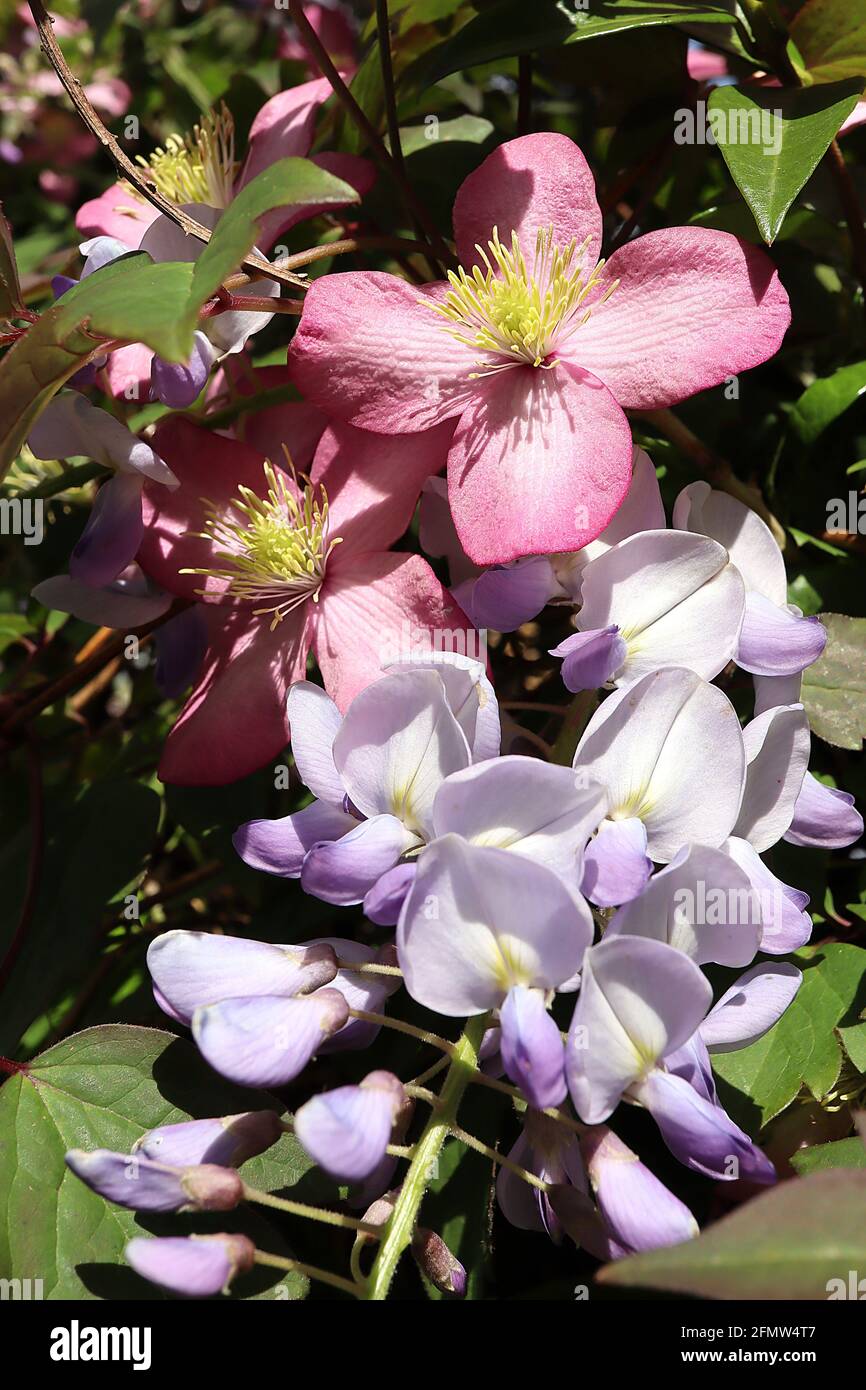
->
[
  {"left": 712, "top": 943, "right": 866, "bottom": 1128},
  {"left": 790, "top": 0, "right": 866, "bottom": 85},
  {"left": 0, "top": 1024, "right": 311, "bottom": 1299},
  {"left": 0, "top": 205, "right": 24, "bottom": 319},
  {"left": 0, "top": 780, "right": 161, "bottom": 1053},
  {"left": 707, "top": 81, "right": 863, "bottom": 244},
  {"left": 597, "top": 1170, "right": 866, "bottom": 1298},
  {"left": 0, "top": 158, "right": 357, "bottom": 481},
  {"left": 791, "top": 1137, "right": 866, "bottom": 1175},
  {"left": 790, "top": 359, "right": 866, "bottom": 446},
  {"left": 801, "top": 613, "right": 866, "bottom": 750},
  {"left": 0, "top": 613, "right": 33, "bottom": 656},
  {"left": 403, "top": 0, "right": 734, "bottom": 91},
  {"left": 398, "top": 115, "right": 494, "bottom": 158}
]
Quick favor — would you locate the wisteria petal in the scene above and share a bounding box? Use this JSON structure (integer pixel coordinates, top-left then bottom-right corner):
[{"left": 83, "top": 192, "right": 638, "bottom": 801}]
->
[
  {"left": 363, "top": 863, "right": 417, "bottom": 926},
  {"left": 432, "top": 755, "right": 607, "bottom": 879},
  {"left": 294, "top": 1072, "right": 405, "bottom": 1181},
  {"left": 147, "top": 929, "right": 337, "bottom": 1025},
  {"left": 736, "top": 593, "right": 827, "bottom": 677},
  {"left": 579, "top": 817, "right": 652, "bottom": 908},
  {"left": 135, "top": 1111, "right": 281, "bottom": 1168},
  {"left": 700, "top": 962, "right": 802, "bottom": 1052},
  {"left": 733, "top": 703, "right": 810, "bottom": 852},
  {"left": 550, "top": 627, "right": 626, "bottom": 692},
  {"left": 28, "top": 390, "right": 177, "bottom": 486},
  {"left": 499, "top": 985, "right": 567, "bottom": 1109},
  {"left": 458, "top": 556, "right": 560, "bottom": 631},
  {"left": 332, "top": 668, "right": 470, "bottom": 835},
  {"left": 31, "top": 571, "right": 172, "bottom": 629},
  {"left": 634, "top": 1069, "right": 776, "bottom": 1184},
  {"left": 126, "top": 1234, "right": 253, "bottom": 1297},
  {"left": 674, "top": 480, "right": 787, "bottom": 605},
  {"left": 722, "top": 836, "right": 812, "bottom": 954},
  {"left": 383, "top": 650, "right": 500, "bottom": 761},
  {"left": 192, "top": 989, "right": 349, "bottom": 1087},
  {"left": 286, "top": 681, "right": 345, "bottom": 806},
  {"left": 70, "top": 472, "right": 144, "bottom": 587},
  {"left": 233, "top": 800, "right": 358, "bottom": 878},
  {"left": 581, "top": 1127, "right": 698, "bottom": 1253},
  {"left": 398, "top": 835, "right": 593, "bottom": 1016},
  {"left": 300, "top": 813, "right": 417, "bottom": 905},
  {"left": 154, "top": 605, "right": 209, "bottom": 699},
  {"left": 784, "top": 771, "right": 863, "bottom": 849}
]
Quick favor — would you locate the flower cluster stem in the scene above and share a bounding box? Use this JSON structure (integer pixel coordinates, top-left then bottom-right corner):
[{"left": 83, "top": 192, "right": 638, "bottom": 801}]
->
[{"left": 364, "top": 1013, "right": 488, "bottom": 1300}]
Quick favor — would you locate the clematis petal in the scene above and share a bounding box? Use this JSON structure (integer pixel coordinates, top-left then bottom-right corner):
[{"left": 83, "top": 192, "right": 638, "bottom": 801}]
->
[
  {"left": 300, "top": 813, "right": 418, "bottom": 905},
  {"left": 579, "top": 817, "right": 652, "bottom": 908},
  {"left": 76, "top": 181, "right": 159, "bottom": 242},
  {"left": 722, "top": 836, "right": 812, "bottom": 954},
  {"left": 607, "top": 844, "right": 762, "bottom": 967},
  {"left": 288, "top": 272, "right": 479, "bottom": 433},
  {"left": 447, "top": 363, "right": 633, "bottom": 566},
  {"left": 550, "top": 627, "right": 626, "bottom": 692},
  {"left": 286, "top": 681, "right": 345, "bottom": 806},
  {"left": 147, "top": 929, "right": 337, "bottom": 1025},
  {"left": 332, "top": 668, "right": 470, "bottom": 836},
  {"left": 310, "top": 417, "right": 455, "bottom": 555},
  {"left": 700, "top": 962, "right": 802, "bottom": 1052},
  {"left": 233, "top": 800, "right": 359, "bottom": 878},
  {"left": 634, "top": 1069, "right": 776, "bottom": 1184},
  {"left": 135, "top": 1111, "right": 281, "bottom": 1168},
  {"left": 432, "top": 754, "right": 607, "bottom": 879},
  {"left": 566, "top": 936, "right": 712, "bottom": 1125},
  {"left": 736, "top": 593, "right": 827, "bottom": 677},
  {"left": 126, "top": 1234, "right": 254, "bottom": 1297},
  {"left": 784, "top": 771, "right": 863, "bottom": 849},
  {"left": 156, "top": 604, "right": 312, "bottom": 786},
  {"left": 313, "top": 550, "right": 476, "bottom": 714},
  {"left": 574, "top": 668, "right": 746, "bottom": 861},
  {"left": 564, "top": 227, "right": 790, "bottom": 410},
  {"left": 452, "top": 132, "right": 602, "bottom": 272},
  {"left": 294, "top": 1071, "right": 406, "bottom": 1181},
  {"left": 674, "top": 480, "right": 787, "bottom": 605},
  {"left": 733, "top": 703, "right": 810, "bottom": 852},
  {"left": 499, "top": 985, "right": 567, "bottom": 1109},
  {"left": 398, "top": 835, "right": 593, "bottom": 1016},
  {"left": 192, "top": 989, "right": 349, "bottom": 1087},
  {"left": 70, "top": 472, "right": 144, "bottom": 587}
]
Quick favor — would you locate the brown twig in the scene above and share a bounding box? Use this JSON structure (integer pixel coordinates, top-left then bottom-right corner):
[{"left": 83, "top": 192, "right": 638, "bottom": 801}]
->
[
  {"left": 26, "top": 0, "right": 307, "bottom": 292},
  {"left": 288, "top": 0, "right": 454, "bottom": 274}
]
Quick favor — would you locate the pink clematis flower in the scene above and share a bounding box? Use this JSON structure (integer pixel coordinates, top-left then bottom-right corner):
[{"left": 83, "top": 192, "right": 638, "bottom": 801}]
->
[
  {"left": 288, "top": 133, "right": 790, "bottom": 566},
  {"left": 137, "top": 415, "right": 473, "bottom": 785}
]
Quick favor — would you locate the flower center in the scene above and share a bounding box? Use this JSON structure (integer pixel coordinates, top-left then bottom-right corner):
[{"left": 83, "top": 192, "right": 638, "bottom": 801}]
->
[
  {"left": 431, "top": 225, "right": 617, "bottom": 371},
  {"left": 135, "top": 103, "right": 237, "bottom": 209},
  {"left": 183, "top": 455, "right": 342, "bottom": 628}
]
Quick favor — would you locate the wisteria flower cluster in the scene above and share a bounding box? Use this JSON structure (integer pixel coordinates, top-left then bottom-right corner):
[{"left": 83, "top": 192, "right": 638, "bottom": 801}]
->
[{"left": 2, "top": 0, "right": 866, "bottom": 1314}]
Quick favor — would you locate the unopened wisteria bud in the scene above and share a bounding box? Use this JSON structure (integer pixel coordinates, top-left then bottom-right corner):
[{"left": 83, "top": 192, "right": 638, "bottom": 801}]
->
[
  {"left": 412, "top": 1228, "right": 467, "bottom": 1298},
  {"left": 192, "top": 987, "right": 350, "bottom": 1087},
  {"left": 135, "top": 1110, "right": 282, "bottom": 1168},
  {"left": 126, "top": 1233, "right": 255, "bottom": 1297},
  {"left": 65, "top": 1150, "right": 243, "bottom": 1213},
  {"left": 295, "top": 1070, "right": 407, "bottom": 1181},
  {"left": 579, "top": 1126, "right": 699, "bottom": 1255}
]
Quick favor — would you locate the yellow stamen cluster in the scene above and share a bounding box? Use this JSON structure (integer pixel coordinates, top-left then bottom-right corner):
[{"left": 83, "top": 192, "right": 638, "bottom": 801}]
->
[
  {"left": 136, "top": 103, "right": 237, "bottom": 209},
  {"left": 431, "top": 225, "right": 618, "bottom": 371},
  {"left": 184, "top": 452, "right": 342, "bottom": 629}
]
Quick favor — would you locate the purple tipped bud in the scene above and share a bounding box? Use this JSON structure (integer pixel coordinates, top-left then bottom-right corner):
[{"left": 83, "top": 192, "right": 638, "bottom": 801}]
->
[
  {"left": 135, "top": 1111, "right": 282, "bottom": 1168},
  {"left": 363, "top": 864, "right": 417, "bottom": 925},
  {"left": 412, "top": 1228, "right": 467, "bottom": 1297},
  {"left": 126, "top": 1233, "right": 255, "bottom": 1297},
  {"left": 580, "top": 1126, "right": 698, "bottom": 1254},
  {"left": 65, "top": 1149, "right": 242, "bottom": 1213},
  {"left": 294, "top": 1070, "right": 407, "bottom": 1182},
  {"left": 147, "top": 930, "right": 338, "bottom": 1025},
  {"left": 550, "top": 626, "right": 626, "bottom": 692},
  {"left": 192, "top": 988, "right": 349, "bottom": 1087},
  {"left": 499, "top": 986, "right": 567, "bottom": 1111},
  {"left": 151, "top": 331, "right": 215, "bottom": 408}
]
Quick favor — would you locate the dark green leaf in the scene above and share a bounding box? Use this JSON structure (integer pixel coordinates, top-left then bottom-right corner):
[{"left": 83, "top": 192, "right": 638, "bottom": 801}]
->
[
  {"left": 801, "top": 614, "right": 866, "bottom": 750},
  {"left": 790, "top": 0, "right": 866, "bottom": 85},
  {"left": 791, "top": 1137, "right": 866, "bottom": 1175},
  {"left": 790, "top": 360, "right": 866, "bottom": 446}
]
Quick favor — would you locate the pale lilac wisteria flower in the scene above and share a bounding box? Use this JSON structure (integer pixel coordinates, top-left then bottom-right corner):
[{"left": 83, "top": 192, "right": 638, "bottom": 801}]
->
[
  {"left": 397, "top": 835, "right": 594, "bottom": 1108},
  {"left": 565, "top": 935, "right": 782, "bottom": 1183},
  {"left": 674, "top": 480, "right": 827, "bottom": 678},
  {"left": 550, "top": 529, "right": 745, "bottom": 691},
  {"left": 126, "top": 1234, "right": 255, "bottom": 1298}
]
